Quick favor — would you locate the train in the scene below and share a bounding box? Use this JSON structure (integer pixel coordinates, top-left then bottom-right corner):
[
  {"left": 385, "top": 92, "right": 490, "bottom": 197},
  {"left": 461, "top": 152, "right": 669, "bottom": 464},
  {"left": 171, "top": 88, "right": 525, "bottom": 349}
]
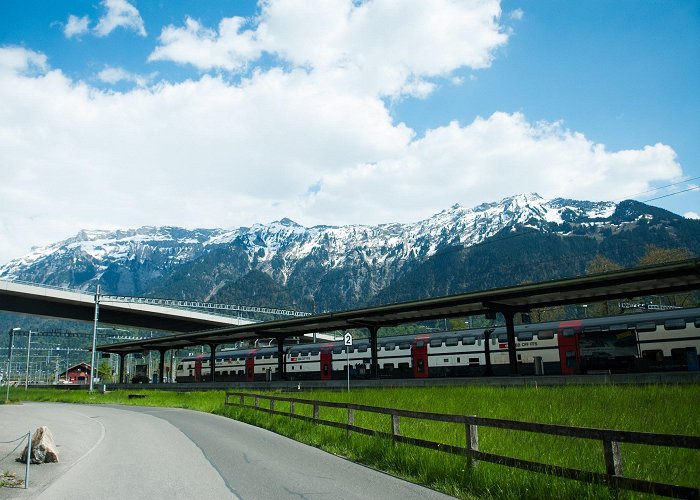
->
[{"left": 174, "top": 307, "right": 700, "bottom": 383}]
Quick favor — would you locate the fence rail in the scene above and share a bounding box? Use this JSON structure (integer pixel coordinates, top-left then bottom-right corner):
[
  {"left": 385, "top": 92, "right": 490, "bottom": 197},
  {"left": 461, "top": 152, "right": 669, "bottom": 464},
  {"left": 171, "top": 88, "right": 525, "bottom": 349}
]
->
[
  {"left": 225, "top": 391, "right": 699, "bottom": 499},
  {"left": 0, "top": 431, "right": 31, "bottom": 489}
]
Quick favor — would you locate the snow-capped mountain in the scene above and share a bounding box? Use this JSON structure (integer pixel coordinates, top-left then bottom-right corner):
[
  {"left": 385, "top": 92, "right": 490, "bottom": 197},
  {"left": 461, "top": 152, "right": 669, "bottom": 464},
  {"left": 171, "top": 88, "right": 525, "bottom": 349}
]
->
[{"left": 0, "top": 193, "right": 693, "bottom": 311}]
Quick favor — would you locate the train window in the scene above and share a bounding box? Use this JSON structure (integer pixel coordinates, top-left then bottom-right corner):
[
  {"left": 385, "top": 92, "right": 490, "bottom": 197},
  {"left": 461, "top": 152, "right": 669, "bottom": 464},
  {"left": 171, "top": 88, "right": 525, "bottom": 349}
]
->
[
  {"left": 238, "top": 370, "right": 244, "bottom": 375},
  {"left": 415, "top": 340, "right": 425, "bottom": 348},
  {"left": 384, "top": 343, "right": 396, "bottom": 350},
  {"left": 583, "top": 326, "right": 601, "bottom": 333},
  {"left": 671, "top": 348, "right": 690, "bottom": 361},
  {"left": 457, "top": 357, "right": 460, "bottom": 363},
  {"left": 347, "top": 346, "right": 355, "bottom": 353},
  {"left": 469, "top": 357, "right": 480, "bottom": 365},
  {"left": 310, "top": 350, "right": 319, "bottom": 356},
  {"left": 445, "top": 338, "right": 458, "bottom": 347},
  {"left": 561, "top": 328, "right": 576, "bottom": 337},
  {"left": 300, "top": 350, "right": 310, "bottom": 356},
  {"left": 333, "top": 346, "right": 343, "bottom": 354},
  {"left": 635, "top": 322, "right": 656, "bottom": 332},
  {"left": 357, "top": 345, "right": 368, "bottom": 352},
  {"left": 517, "top": 332, "right": 533, "bottom": 341},
  {"left": 256, "top": 355, "right": 263, "bottom": 359},
  {"left": 398, "top": 362, "right": 409, "bottom": 369},
  {"left": 642, "top": 350, "right": 664, "bottom": 362},
  {"left": 537, "top": 330, "right": 554, "bottom": 340},
  {"left": 272, "top": 352, "right": 279, "bottom": 358},
  {"left": 695, "top": 318, "right": 700, "bottom": 328},
  {"left": 462, "top": 337, "right": 476, "bottom": 345},
  {"left": 664, "top": 319, "right": 686, "bottom": 330},
  {"left": 610, "top": 324, "right": 627, "bottom": 331},
  {"left": 399, "top": 343, "right": 411, "bottom": 350},
  {"left": 430, "top": 338, "right": 443, "bottom": 347},
  {"left": 497, "top": 333, "right": 508, "bottom": 342}
]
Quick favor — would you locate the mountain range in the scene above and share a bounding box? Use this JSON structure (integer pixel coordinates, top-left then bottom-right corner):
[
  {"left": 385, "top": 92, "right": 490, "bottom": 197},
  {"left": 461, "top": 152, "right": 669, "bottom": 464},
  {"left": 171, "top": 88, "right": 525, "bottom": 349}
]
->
[{"left": 2, "top": 193, "right": 698, "bottom": 313}]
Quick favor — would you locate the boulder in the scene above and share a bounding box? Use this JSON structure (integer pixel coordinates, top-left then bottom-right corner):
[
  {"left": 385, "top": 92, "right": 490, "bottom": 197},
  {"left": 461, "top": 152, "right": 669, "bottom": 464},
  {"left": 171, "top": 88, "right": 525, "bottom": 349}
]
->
[{"left": 19, "top": 426, "right": 59, "bottom": 464}]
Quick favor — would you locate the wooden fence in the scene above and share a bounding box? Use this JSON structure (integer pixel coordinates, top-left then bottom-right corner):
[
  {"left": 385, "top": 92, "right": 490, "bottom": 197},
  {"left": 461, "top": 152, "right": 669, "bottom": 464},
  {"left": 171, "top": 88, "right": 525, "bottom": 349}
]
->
[{"left": 225, "top": 391, "right": 699, "bottom": 499}]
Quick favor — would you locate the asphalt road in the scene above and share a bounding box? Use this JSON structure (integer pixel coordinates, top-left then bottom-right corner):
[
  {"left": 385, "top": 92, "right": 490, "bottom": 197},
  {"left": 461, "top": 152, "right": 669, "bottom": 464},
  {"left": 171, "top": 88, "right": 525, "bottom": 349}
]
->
[{"left": 0, "top": 403, "right": 455, "bottom": 499}]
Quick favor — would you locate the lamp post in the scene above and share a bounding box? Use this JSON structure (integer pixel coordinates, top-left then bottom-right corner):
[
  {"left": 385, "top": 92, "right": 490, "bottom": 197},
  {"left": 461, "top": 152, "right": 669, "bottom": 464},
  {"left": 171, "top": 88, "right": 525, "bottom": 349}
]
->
[{"left": 6, "top": 328, "right": 20, "bottom": 402}]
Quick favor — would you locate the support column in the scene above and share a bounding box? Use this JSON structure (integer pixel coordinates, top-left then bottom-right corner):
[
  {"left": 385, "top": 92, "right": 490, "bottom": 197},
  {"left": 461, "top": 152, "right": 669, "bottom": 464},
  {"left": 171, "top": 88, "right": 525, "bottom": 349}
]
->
[
  {"left": 504, "top": 309, "right": 519, "bottom": 376},
  {"left": 277, "top": 338, "right": 285, "bottom": 380},
  {"left": 483, "top": 328, "right": 493, "bottom": 376},
  {"left": 118, "top": 354, "right": 126, "bottom": 384},
  {"left": 368, "top": 326, "right": 379, "bottom": 379},
  {"left": 209, "top": 344, "right": 217, "bottom": 382},
  {"left": 158, "top": 349, "right": 166, "bottom": 384}
]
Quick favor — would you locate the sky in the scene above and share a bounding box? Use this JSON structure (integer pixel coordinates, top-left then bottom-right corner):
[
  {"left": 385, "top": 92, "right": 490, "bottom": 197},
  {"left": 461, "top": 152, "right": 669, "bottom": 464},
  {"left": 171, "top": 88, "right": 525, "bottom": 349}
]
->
[{"left": 0, "top": 0, "right": 698, "bottom": 265}]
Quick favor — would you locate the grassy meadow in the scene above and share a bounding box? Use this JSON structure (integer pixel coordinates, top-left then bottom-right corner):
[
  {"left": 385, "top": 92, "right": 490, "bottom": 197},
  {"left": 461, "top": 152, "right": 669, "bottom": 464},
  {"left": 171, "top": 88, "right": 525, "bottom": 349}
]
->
[{"left": 4, "top": 383, "right": 699, "bottom": 499}]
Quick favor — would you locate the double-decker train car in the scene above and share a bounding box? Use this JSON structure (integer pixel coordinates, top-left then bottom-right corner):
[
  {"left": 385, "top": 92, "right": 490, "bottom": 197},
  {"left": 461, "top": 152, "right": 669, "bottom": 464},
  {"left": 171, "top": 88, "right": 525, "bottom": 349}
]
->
[{"left": 175, "top": 307, "right": 700, "bottom": 382}]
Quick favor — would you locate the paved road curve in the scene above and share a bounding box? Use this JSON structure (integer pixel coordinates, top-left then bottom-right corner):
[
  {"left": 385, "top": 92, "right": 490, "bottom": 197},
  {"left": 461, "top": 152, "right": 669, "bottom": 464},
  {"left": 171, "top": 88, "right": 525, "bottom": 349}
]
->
[{"left": 1, "top": 403, "right": 455, "bottom": 499}]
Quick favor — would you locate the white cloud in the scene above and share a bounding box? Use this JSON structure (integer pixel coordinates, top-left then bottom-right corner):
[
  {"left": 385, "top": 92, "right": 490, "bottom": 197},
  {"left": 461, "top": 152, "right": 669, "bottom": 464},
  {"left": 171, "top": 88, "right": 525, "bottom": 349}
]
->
[
  {"left": 64, "top": 15, "right": 91, "bottom": 39},
  {"left": 0, "top": 46, "right": 685, "bottom": 264},
  {"left": 149, "top": 0, "right": 509, "bottom": 97},
  {"left": 97, "top": 66, "right": 153, "bottom": 87},
  {"left": 148, "top": 17, "right": 260, "bottom": 71},
  {"left": 94, "top": 0, "right": 146, "bottom": 37},
  {"left": 509, "top": 9, "right": 524, "bottom": 21},
  {"left": 684, "top": 211, "right": 700, "bottom": 220}
]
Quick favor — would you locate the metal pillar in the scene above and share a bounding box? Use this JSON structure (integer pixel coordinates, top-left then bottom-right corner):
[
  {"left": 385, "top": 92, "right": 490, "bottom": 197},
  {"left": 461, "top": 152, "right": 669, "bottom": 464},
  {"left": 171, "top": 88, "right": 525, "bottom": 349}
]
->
[
  {"left": 503, "top": 309, "right": 519, "bottom": 375},
  {"left": 483, "top": 328, "right": 494, "bottom": 376},
  {"left": 209, "top": 344, "right": 217, "bottom": 382},
  {"left": 118, "top": 354, "right": 126, "bottom": 384},
  {"left": 277, "top": 338, "right": 285, "bottom": 380},
  {"left": 158, "top": 349, "right": 166, "bottom": 383},
  {"left": 368, "top": 326, "right": 379, "bottom": 379}
]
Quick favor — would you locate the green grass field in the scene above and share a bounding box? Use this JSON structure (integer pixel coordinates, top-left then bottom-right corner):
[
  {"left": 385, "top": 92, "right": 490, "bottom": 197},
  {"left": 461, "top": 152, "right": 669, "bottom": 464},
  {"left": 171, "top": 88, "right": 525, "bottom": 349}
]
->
[{"left": 5, "top": 384, "right": 699, "bottom": 499}]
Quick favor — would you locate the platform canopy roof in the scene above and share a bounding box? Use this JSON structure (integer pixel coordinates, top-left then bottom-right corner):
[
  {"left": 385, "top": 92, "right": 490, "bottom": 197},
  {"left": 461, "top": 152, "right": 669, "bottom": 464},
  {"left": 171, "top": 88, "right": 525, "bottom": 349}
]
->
[{"left": 96, "top": 258, "right": 700, "bottom": 356}]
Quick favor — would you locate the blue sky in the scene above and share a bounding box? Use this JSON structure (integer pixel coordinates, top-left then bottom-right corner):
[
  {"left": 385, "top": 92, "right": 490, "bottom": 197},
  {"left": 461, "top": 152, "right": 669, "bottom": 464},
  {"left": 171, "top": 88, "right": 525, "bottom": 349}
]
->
[{"left": 0, "top": 0, "right": 698, "bottom": 264}]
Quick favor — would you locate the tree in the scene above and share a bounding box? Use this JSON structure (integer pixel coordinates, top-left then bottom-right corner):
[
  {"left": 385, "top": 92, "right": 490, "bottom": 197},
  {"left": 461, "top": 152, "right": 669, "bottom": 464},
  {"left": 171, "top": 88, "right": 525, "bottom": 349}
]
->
[
  {"left": 585, "top": 255, "right": 622, "bottom": 317},
  {"left": 97, "top": 360, "right": 113, "bottom": 383},
  {"left": 637, "top": 244, "right": 693, "bottom": 267},
  {"left": 637, "top": 245, "right": 698, "bottom": 308}
]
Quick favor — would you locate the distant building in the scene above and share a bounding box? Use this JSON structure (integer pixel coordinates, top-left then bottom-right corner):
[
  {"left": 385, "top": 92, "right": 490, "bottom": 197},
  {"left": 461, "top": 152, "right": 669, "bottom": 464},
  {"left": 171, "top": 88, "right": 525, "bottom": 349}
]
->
[{"left": 59, "top": 363, "right": 92, "bottom": 384}]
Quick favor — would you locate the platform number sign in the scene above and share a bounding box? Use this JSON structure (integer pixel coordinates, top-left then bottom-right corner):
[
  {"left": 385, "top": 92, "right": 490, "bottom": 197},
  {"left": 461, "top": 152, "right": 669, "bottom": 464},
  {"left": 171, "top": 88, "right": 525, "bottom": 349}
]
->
[{"left": 343, "top": 331, "right": 352, "bottom": 392}]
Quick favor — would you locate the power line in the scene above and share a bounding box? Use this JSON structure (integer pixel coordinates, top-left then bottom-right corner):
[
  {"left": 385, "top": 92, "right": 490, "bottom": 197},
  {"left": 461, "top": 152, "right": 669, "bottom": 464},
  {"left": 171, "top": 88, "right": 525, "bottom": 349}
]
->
[{"left": 643, "top": 186, "right": 700, "bottom": 203}]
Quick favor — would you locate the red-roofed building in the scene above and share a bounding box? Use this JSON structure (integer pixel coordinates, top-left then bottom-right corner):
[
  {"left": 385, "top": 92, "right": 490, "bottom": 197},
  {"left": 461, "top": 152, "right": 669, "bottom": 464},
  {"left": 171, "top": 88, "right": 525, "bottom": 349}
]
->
[{"left": 59, "top": 363, "right": 92, "bottom": 384}]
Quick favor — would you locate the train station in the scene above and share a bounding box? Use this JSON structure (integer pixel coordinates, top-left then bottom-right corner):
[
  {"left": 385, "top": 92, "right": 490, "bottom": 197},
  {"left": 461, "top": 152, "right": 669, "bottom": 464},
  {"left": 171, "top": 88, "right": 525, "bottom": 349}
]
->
[{"left": 85, "top": 259, "right": 700, "bottom": 385}]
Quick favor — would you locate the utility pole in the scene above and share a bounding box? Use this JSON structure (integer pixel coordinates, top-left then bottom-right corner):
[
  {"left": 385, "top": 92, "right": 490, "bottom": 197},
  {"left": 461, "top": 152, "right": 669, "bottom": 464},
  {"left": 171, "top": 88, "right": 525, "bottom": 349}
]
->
[
  {"left": 5, "top": 328, "right": 20, "bottom": 402},
  {"left": 90, "top": 285, "right": 101, "bottom": 391},
  {"left": 24, "top": 330, "right": 32, "bottom": 390}
]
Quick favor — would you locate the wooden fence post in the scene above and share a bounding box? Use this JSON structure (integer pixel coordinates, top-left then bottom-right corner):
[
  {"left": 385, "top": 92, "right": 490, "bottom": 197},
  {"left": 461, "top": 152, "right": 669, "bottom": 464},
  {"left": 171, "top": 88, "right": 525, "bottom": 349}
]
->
[
  {"left": 392, "top": 413, "right": 401, "bottom": 441},
  {"left": 255, "top": 396, "right": 259, "bottom": 407},
  {"left": 290, "top": 401, "right": 295, "bottom": 415},
  {"left": 466, "top": 419, "right": 479, "bottom": 468},
  {"left": 603, "top": 440, "right": 623, "bottom": 476},
  {"left": 270, "top": 398, "right": 275, "bottom": 411},
  {"left": 239, "top": 394, "right": 244, "bottom": 405},
  {"left": 313, "top": 403, "right": 319, "bottom": 420}
]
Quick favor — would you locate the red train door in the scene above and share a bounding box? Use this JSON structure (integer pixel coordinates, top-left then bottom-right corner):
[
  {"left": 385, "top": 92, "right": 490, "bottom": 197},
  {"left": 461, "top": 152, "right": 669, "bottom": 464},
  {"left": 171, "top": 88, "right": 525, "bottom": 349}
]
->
[
  {"left": 320, "top": 346, "right": 332, "bottom": 380},
  {"left": 246, "top": 350, "right": 257, "bottom": 382},
  {"left": 557, "top": 321, "right": 581, "bottom": 375},
  {"left": 413, "top": 336, "right": 429, "bottom": 378},
  {"left": 194, "top": 358, "right": 202, "bottom": 383}
]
